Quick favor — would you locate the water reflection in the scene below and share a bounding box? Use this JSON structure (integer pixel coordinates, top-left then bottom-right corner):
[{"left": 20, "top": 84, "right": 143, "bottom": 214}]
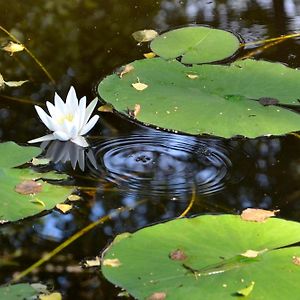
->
[
  {"left": 41, "top": 140, "right": 98, "bottom": 171},
  {"left": 89, "top": 130, "right": 250, "bottom": 197}
]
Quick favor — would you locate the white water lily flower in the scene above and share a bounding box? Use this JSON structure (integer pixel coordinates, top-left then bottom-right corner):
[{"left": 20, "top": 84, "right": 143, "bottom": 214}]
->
[{"left": 28, "top": 86, "right": 99, "bottom": 147}]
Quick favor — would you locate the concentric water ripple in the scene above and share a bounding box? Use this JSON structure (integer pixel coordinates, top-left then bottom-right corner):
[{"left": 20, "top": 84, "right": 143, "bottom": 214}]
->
[{"left": 89, "top": 131, "right": 246, "bottom": 196}]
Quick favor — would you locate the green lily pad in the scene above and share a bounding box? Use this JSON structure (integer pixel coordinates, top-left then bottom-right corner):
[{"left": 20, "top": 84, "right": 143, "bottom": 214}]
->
[
  {"left": 0, "top": 283, "right": 39, "bottom": 300},
  {"left": 98, "top": 58, "right": 300, "bottom": 138},
  {"left": 0, "top": 142, "right": 41, "bottom": 168},
  {"left": 0, "top": 142, "right": 73, "bottom": 223},
  {"left": 101, "top": 215, "right": 300, "bottom": 300},
  {"left": 150, "top": 27, "right": 240, "bottom": 64}
]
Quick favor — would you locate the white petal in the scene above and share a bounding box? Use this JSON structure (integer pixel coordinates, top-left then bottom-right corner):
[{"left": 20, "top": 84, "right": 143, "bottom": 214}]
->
[
  {"left": 66, "top": 86, "right": 78, "bottom": 113},
  {"left": 60, "top": 120, "right": 78, "bottom": 138},
  {"left": 28, "top": 134, "right": 56, "bottom": 143},
  {"left": 80, "top": 115, "right": 99, "bottom": 135},
  {"left": 71, "top": 136, "right": 89, "bottom": 147},
  {"left": 54, "top": 92, "right": 66, "bottom": 114},
  {"left": 35, "top": 106, "right": 57, "bottom": 131},
  {"left": 46, "top": 101, "right": 59, "bottom": 119},
  {"left": 53, "top": 131, "right": 70, "bottom": 141},
  {"left": 83, "top": 98, "right": 98, "bottom": 125},
  {"left": 77, "top": 96, "right": 87, "bottom": 129}
]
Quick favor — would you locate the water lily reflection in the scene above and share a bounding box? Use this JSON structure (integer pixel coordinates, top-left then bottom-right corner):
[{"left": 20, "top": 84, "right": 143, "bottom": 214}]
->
[
  {"left": 28, "top": 86, "right": 99, "bottom": 147},
  {"left": 41, "top": 140, "right": 98, "bottom": 171}
]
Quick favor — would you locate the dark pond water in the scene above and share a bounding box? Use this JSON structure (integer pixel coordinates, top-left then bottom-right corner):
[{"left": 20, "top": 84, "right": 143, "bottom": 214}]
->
[{"left": 1, "top": 1, "right": 300, "bottom": 299}]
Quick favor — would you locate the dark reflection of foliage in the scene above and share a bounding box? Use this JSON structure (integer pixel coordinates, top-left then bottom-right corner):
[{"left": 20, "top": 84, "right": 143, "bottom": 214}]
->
[{"left": 1, "top": 1, "right": 300, "bottom": 299}]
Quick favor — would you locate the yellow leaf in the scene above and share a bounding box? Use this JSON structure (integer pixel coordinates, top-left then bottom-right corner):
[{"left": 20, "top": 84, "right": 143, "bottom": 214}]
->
[
  {"left": 39, "top": 292, "right": 62, "bottom": 300},
  {"left": 237, "top": 281, "right": 255, "bottom": 297},
  {"left": 98, "top": 103, "right": 114, "bottom": 112},
  {"left": 132, "top": 81, "right": 148, "bottom": 91},
  {"left": 143, "top": 52, "right": 156, "bottom": 59},
  {"left": 2, "top": 41, "right": 25, "bottom": 55},
  {"left": 102, "top": 258, "right": 121, "bottom": 267},
  {"left": 186, "top": 73, "right": 199, "bottom": 79},
  {"left": 67, "top": 194, "right": 81, "bottom": 201},
  {"left": 56, "top": 203, "right": 72, "bottom": 213},
  {"left": 119, "top": 64, "right": 134, "bottom": 78},
  {"left": 241, "top": 249, "right": 267, "bottom": 258},
  {"left": 132, "top": 29, "right": 158, "bottom": 43}
]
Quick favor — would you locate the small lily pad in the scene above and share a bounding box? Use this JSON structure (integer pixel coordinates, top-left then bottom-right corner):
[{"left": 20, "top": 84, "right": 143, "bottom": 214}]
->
[{"left": 150, "top": 26, "right": 240, "bottom": 64}]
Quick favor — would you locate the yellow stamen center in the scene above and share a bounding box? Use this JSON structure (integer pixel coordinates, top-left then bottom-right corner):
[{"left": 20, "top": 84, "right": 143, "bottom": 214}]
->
[{"left": 57, "top": 113, "right": 74, "bottom": 124}]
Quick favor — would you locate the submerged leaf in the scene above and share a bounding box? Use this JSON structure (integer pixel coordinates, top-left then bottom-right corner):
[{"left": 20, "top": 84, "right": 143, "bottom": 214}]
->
[
  {"left": 241, "top": 208, "right": 279, "bottom": 222},
  {"left": 132, "top": 29, "right": 158, "bottom": 43}
]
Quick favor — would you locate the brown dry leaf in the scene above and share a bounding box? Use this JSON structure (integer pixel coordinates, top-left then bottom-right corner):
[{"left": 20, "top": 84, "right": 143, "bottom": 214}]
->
[
  {"left": 147, "top": 292, "right": 167, "bottom": 300},
  {"left": 56, "top": 203, "right": 72, "bottom": 213},
  {"left": 15, "top": 180, "right": 42, "bottom": 195},
  {"left": 119, "top": 64, "right": 134, "bottom": 78},
  {"left": 144, "top": 52, "right": 156, "bottom": 59},
  {"left": 169, "top": 249, "right": 187, "bottom": 261},
  {"left": 186, "top": 73, "right": 199, "bottom": 80},
  {"left": 2, "top": 41, "right": 25, "bottom": 55},
  {"left": 132, "top": 29, "right": 158, "bottom": 43},
  {"left": 67, "top": 194, "right": 81, "bottom": 201},
  {"left": 241, "top": 249, "right": 267, "bottom": 258},
  {"left": 132, "top": 81, "right": 148, "bottom": 91},
  {"left": 83, "top": 256, "right": 101, "bottom": 267},
  {"left": 102, "top": 258, "right": 121, "bottom": 267},
  {"left": 39, "top": 292, "right": 62, "bottom": 300},
  {"left": 292, "top": 256, "right": 300, "bottom": 266},
  {"left": 241, "top": 208, "right": 279, "bottom": 222},
  {"left": 98, "top": 103, "right": 114, "bottom": 112}
]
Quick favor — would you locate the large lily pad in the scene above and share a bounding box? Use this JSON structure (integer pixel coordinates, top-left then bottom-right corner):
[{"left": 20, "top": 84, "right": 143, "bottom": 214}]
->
[
  {"left": 0, "top": 142, "right": 73, "bottom": 223},
  {"left": 101, "top": 215, "right": 300, "bottom": 300},
  {"left": 98, "top": 58, "right": 300, "bottom": 138},
  {"left": 150, "top": 27, "right": 240, "bottom": 64}
]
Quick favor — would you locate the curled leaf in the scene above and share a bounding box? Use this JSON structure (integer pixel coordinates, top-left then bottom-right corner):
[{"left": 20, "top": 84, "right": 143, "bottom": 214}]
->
[
  {"left": 2, "top": 41, "right": 25, "bottom": 55},
  {"left": 241, "top": 208, "right": 279, "bottom": 222},
  {"left": 119, "top": 64, "right": 134, "bottom": 78},
  {"left": 15, "top": 180, "right": 42, "bottom": 195},
  {"left": 132, "top": 29, "right": 158, "bottom": 43},
  {"left": 102, "top": 258, "right": 121, "bottom": 267}
]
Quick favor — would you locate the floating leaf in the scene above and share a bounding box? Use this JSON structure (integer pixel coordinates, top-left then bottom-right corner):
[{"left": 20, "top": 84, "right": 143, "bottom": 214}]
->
[
  {"left": 241, "top": 208, "right": 279, "bottom": 222},
  {"left": 101, "top": 215, "right": 300, "bottom": 299},
  {"left": 132, "top": 29, "right": 158, "bottom": 43},
  {"left": 2, "top": 41, "right": 25, "bottom": 55},
  {"left": 40, "top": 292, "right": 62, "bottom": 300},
  {"left": 98, "top": 58, "right": 300, "bottom": 138},
  {"left": 150, "top": 26, "right": 240, "bottom": 64},
  {"left": 119, "top": 64, "right": 134, "bottom": 78},
  {"left": 144, "top": 52, "right": 156, "bottom": 59},
  {"left": 237, "top": 281, "right": 255, "bottom": 297},
  {"left": 0, "top": 283, "right": 43, "bottom": 300},
  {"left": 83, "top": 257, "right": 101, "bottom": 267},
  {"left": 56, "top": 203, "right": 72, "bottom": 213},
  {"left": 15, "top": 180, "right": 43, "bottom": 195}
]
